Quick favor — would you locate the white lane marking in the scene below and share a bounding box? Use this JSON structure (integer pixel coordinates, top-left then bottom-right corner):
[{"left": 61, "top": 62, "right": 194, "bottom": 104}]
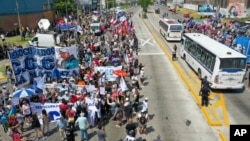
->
[
  {"left": 140, "top": 38, "right": 154, "bottom": 46},
  {"left": 139, "top": 53, "right": 165, "bottom": 56}
]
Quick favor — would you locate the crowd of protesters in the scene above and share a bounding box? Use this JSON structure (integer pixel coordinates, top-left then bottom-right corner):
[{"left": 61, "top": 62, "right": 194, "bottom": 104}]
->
[
  {"left": 181, "top": 15, "right": 250, "bottom": 54},
  {"left": 0, "top": 9, "right": 164, "bottom": 141}
]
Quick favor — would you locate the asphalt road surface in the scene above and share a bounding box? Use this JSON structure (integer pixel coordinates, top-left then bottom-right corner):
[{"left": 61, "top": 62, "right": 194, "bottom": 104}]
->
[
  {"left": 148, "top": 4, "right": 250, "bottom": 140},
  {"left": 0, "top": 6, "right": 223, "bottom": 141}
]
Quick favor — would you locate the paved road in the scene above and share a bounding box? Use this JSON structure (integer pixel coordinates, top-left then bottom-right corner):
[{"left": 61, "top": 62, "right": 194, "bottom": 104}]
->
[
  {"left": 0, "top": 6, "right": 219, "bottom": 141},
  {"left": 148, "top": 4, "right": 250, "bottom": 140}
]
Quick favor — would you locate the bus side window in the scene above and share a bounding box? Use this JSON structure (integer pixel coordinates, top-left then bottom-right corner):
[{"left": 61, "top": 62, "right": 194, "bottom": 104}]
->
[
  {"left": 196, "top": 47, "right": 202, "bottom": 60},
  {"left": 210, "top": 57, "right": 215, "bottom": 71},
  {"left": 200, "top": 51, "right": 207, "bottom": 63},
  {"left": 205, "top": 54, "right": 212, "bottom": 70}
]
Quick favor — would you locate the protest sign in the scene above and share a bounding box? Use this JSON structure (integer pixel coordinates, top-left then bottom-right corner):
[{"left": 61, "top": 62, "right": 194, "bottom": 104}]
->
[
  {"left": 94, "top": 66, "right": 122, "bottom": 81},
  {"left": 8, "top": 47, "right": 56, "bottom": 85},
  {"left": 30, "top": 102, "right": 61, "bottom": 122},
  {"left": 54, "top": 46, "right": 79, "bottom": 78}
]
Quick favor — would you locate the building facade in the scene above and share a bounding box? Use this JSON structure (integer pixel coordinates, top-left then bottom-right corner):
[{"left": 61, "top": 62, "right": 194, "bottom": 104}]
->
[{"left": 0, "top": 0, "right": 55, "bottom": 33}]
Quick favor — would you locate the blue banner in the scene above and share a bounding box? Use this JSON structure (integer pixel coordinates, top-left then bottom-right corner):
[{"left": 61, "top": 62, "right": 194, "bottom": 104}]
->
[
  {"left": 235, "top": 36, "right": 250, "bottom": 64},
  {"left": 8, "top": 47, "right": 56, "bottom": 85}
]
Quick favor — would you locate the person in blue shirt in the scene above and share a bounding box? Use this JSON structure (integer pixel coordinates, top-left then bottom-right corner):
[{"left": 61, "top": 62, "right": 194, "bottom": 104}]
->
[
  {"left": 57, "top": 48, "right": 78, "bottom": 69},
  {"left": 57, "top": 116, "right": 67, "bottom": 141},
  {"left": 1, "top": 113, "right": 8, "bottom": 133}
]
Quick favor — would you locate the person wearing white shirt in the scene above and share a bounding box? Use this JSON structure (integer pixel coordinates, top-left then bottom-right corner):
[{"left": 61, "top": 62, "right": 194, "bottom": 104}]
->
[
  {"left": 131, "top": 74, "right": 140, "bottom": 89},
  {"left": 142, "top": 97, "right": 148, "bottom": 113},
  {"left": 139, "top": 67, "right": 145, "bottom": 86}
]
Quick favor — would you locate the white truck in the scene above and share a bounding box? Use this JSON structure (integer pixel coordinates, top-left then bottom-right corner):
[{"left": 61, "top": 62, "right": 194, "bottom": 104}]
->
[{"left": 28, "top": 33, "right": 62, "bottom": 47}]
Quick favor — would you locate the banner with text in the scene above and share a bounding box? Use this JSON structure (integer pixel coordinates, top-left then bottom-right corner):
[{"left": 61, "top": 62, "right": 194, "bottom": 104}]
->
[
  {"left": 8, "top": 47, "right": 56, "bottom": 85},
  {"left": 30, "top": 102, "right": 61, "bottom": 122},
  {"left": 55, "top": 46, "right": 79, "bottom": 78},
  {"left": 94, "top": 66, "right": 122, "bottom": 81}
]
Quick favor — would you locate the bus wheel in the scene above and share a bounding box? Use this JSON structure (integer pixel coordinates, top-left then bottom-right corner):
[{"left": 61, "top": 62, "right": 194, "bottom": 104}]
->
[{"left": 198, "top": 69, "right": 202, "bottom": 79}]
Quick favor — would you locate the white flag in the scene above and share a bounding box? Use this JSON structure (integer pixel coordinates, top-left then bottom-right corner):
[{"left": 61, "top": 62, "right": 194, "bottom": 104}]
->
[
  {"left": 120, "top": 77, "right": 128, "bottom": 92},
  {"left": 124, "top": 53, "right": 129, "bottom": 64},
  {"left": 37, "top": 75, "right": 46, "bottom": 90}
]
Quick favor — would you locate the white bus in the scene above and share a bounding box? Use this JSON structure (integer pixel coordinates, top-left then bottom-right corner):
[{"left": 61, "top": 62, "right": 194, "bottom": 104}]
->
[
  {"left": 159, "top": 18, "right": 183, "bottom": 41},
  {"left": 180, "top": 33, "right": 247, "bottom": 90}
]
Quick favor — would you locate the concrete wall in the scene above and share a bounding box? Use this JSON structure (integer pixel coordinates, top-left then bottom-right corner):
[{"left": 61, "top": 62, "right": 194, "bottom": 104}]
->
[{"left": 0, "top": 10, "right": 55, "bottom": 33}]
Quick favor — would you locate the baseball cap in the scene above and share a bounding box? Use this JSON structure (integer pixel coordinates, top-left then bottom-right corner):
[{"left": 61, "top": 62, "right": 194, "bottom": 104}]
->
[
  {"left": 141, "top": 109, "right": 145, "bottom": 112},
  {"left": 59, "top": 48, "right": 69, "bottom": 53},
  {"left": 145, "top": 97, "right": 148, "bottom": 101}
]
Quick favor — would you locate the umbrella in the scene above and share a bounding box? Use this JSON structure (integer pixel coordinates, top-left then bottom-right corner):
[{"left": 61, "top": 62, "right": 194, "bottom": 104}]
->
[
  {"left": 12, "top": 88, "right": 35, "bottom": 98},
  {"left": 113, "top": 70, "right": 128, "bottom": 77}
]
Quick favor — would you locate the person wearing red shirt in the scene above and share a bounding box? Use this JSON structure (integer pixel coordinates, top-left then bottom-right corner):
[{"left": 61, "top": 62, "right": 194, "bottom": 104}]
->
[
  {"left": 66, "top": 106, "right": 76, "bottom": 130},
  {"left": 59, "top": 99, "right": 68, "bottom": 118}
]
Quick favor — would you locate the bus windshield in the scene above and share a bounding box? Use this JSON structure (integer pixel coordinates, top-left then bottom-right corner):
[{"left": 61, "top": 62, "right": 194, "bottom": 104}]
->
[
  {"left": 170, "top": 25, "right": 182, "bottom": 31},
  {"left": 219, "top": 58, "right": 246, "bottom": 69}
]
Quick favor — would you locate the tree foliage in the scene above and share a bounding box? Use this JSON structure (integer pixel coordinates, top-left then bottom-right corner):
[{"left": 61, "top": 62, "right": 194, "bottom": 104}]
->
[
  {"left": 54, "top": 0, "right": 77, "bottom": 15},
  {"left": 138, "top": 0, "right": 152, "bottom": 11}
]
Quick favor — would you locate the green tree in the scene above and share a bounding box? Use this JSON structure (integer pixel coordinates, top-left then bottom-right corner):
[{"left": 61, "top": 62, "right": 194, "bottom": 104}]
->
[
  {"left": 54, "top": 0, "right": 77, "bottom": 15},
  {"left": 107, "top": 0, "right": 117, "bottom": 8},
  {"left": 138, "top": 0, "right": 152, "bottom": 12}
]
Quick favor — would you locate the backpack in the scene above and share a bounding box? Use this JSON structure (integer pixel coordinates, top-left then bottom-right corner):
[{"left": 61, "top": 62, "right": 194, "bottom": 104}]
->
[{"left": 139, "top": 114, "right": 147, "bottom": 124}]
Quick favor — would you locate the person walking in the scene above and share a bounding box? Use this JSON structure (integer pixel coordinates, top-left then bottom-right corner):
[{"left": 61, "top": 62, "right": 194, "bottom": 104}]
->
[
  {"left": 137, "top": 109, "right": 149, "bottom": 135},
  {"left": 132, "top": 86, "right": 140, "bottom": 113},
  {"left": 75, "top": 113, "right": 89, "bottom": 141},
  {"left": 57, "top": 116, "right": 67, "bottom": 141},
  {"left": 199, "top": 85, "right": 210, "bottom": 107},
  {"left": 65, "top": 122, "right": 75, "bottom": 141},
  {"left": 96, "top": 124, "right": 107, "bottom": 141},
  {"left": 201, "top": 76, "right": 212, "bottom": 88},
  {"left": 112, "top": 104, "right": 123, "bottom": 127},
  {"left": 42, "top": 109, "right": 50, "bottom": 136},
  {"left": 31, "top": 113, "right": 46, "bottom": 141},
  {"left": 125, "top": 118, "right": 137, "bottom": 137}
]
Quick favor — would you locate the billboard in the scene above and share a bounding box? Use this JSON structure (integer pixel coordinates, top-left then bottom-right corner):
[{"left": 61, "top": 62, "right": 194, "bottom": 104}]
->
[
  {"left": 198, "top": 5, "right": 215, "bottom": 13},
  {"left": 227, "top": 0, "right": 246, "bottom": 17}
]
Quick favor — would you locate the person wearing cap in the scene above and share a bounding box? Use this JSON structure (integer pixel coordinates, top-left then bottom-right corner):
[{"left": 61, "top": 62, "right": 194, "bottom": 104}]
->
[
  {"left": 142, "top": 97, "right": 149, "bottom": 113},
  {"left": 137, "top": 109, "right": 149, "bottom": 135},
  {"left": 57, "top": 48, "right": 78, "bottom": 69},
  {"left": 124, "top": 97, "right": 133, "bottom": 122}
]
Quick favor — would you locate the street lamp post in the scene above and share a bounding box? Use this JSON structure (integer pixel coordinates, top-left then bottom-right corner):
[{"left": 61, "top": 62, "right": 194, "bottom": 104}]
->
[
  {"left": 47, "top": 0, "right": 50, "bottom": 10},
  {"left": 16, "top": 0, "right": 21, "bottom": 36}
]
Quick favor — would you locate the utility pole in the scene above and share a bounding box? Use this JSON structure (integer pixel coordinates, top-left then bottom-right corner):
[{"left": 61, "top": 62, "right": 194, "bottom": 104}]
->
[
  {"left": 47, "top": 0, "right": 50, "bottom": 10},
  {"left": 16, "top": 0, "right": 21, "bottom": 36}
]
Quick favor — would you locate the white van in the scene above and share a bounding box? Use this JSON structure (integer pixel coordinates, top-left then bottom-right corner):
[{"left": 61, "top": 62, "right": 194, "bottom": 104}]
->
[
  {"left": 90, "top": 22, "right": 102, "bottom": 34},
  {"left": 28, "top": 33, "right": 61, "bottom": 47}
]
